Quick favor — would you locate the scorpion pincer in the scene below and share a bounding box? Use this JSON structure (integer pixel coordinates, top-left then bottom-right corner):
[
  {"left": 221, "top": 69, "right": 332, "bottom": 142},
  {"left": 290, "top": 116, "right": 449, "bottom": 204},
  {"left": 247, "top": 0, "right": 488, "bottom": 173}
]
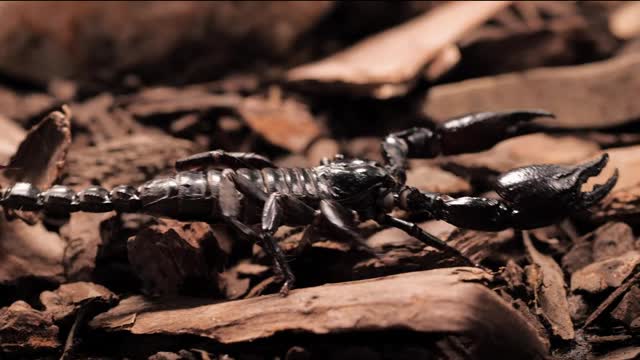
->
[{"left": 0, "top": 110, "right": 618, "bottom": 295}]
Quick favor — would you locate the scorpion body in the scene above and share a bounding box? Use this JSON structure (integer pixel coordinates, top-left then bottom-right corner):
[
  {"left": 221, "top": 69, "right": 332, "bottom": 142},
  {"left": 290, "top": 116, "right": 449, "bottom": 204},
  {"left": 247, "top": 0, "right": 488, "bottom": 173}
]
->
[{"left": 0, "top": 110, "right": 619, "bottom": 295}]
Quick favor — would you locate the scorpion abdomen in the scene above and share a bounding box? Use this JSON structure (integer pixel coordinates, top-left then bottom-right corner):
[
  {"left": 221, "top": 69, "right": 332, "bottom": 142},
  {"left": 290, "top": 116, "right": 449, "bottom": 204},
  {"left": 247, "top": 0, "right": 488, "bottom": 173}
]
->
[{"left": 0, "top": 167, "right": 323, "bottom": 222}]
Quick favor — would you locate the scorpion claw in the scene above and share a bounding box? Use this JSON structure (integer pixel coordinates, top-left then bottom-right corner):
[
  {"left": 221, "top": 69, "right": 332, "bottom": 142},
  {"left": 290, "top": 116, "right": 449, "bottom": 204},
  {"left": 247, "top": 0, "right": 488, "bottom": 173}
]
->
[
  {"left": 580, "top": 168, "right": 618, "bottom": 208},
  {"left": 563, "top": 153, "right": 617, "bottom": 209},
  {"left": 438, "top": 109, "right": 555, "bottom": 155},
  {"left": 493, "top": 153, "right": 617, "bottom": 228}
]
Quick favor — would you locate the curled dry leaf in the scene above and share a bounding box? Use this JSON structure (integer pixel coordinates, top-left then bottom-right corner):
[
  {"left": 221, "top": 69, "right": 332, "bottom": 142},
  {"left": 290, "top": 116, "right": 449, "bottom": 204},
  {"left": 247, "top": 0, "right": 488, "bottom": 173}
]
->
[
  {"left": 91, "top": 267, "right": 546, "bottom": 359},
  {"left": 524, "top": 232, "right": 575, "bottom": 340},
  {"left": 423, "top": 53, "right": 640, "bottom": 129},
  {"left": 287, "top": 1, "right": 512, "bottom": 98}
]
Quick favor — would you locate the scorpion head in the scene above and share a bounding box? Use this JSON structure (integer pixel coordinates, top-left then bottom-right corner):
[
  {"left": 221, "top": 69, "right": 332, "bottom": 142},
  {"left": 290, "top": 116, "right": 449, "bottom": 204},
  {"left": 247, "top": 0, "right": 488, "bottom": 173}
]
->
[{"left": 316, "top": 158, "right": 398, "bottom": 209}]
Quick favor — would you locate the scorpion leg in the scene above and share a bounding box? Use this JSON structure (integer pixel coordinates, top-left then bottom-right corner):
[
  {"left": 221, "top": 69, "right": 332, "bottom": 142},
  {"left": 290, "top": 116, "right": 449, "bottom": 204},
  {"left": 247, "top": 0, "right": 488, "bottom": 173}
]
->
[
  {"left": 379, "top": 215, "right": 475, "bottom": 266},
  {"left": 225, "top": 217, "right": 295, "bottom": 296},
  {"left": 262, "top": 192, "right": 317, "bottom": 295},
  {"left": 176, "top": 150, "right": 274, "bottom": 171},
  {"left": 383, "top": 110, "right": 554, "bottom": 179},
  {"left": 319, "top": 200, "right": 377, "bottom": 256}
]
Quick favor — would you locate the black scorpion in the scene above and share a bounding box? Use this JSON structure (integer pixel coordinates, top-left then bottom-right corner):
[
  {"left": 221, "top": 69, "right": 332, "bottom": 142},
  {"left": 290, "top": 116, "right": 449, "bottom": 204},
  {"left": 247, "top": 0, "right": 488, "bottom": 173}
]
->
[{"left": 0, "top": 110, "right": 618, "bottom": 295}]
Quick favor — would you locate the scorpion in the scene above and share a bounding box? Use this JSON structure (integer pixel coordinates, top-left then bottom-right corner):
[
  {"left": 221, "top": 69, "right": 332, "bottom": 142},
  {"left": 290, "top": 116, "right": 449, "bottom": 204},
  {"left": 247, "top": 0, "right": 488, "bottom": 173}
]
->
[{"left": 0, "top": 110, "right": 618, "bottom": 295}]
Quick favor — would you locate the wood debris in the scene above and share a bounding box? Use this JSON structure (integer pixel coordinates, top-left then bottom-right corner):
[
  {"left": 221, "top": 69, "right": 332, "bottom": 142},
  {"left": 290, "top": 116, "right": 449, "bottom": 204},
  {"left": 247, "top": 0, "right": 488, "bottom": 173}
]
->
[
  {"left": 287, "top": 1, "right": 511, "bottom": 98},
  {"left": 91, "top": 267, "right": 546, "bottom": 359},
  {"left": 423, "top": 53, "right": 640, "bottom": 129}
]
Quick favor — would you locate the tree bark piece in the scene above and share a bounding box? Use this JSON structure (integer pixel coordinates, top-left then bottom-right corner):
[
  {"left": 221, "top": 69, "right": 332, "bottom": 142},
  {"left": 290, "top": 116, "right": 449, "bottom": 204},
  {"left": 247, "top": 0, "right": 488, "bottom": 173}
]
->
[
  {"left": 39, "top": 281, "right": 118, "bottom": 323},
  {"left": 571, "top": 251, "right": 640, "bottom": 294},
  {"left": 236, "top": 94, "right": 323, "bottom": 153},
  {"left": 62, "top": 133, "right": 197, "bottom": 189},
  {"left": 423, "top": 53, "right": 640, "bottom": 129},
  {"left": 610, "top": 285, "right": 640, "bottom": 331},
  {"left": 562, "top": 222, "right": 637, "bottom": 274},
  {"left": 609, "top": 2, "right": 640, "bottom": 40},
  {"left": 128, "top": 219, "right": 223, "bottom": 297},
  {"left": 2, "top": 106, "right": 71, "bottom": 189},
  {"left": 0, "top": 115, "right": 25, "bottom": 164},
  {"left": 591, "top": 222, "right": 636, "bottom": 262},
  {"left": 0, "top": 108, "right": 72, "bottom": 285},
  {"left": 287, "top": 1, "right": 512, "bottom": 98},
  {"left": 0, "top": 301, "right": 60, "bottom": 354},
  {"left": 91, "top": 267, "right": 546, "bottom": 359},
  {"left": 0, "top": 2, "right": 334, "bottom": 85},
  {"left": 524, "top": 232, "right": 575, "bottom": 340},
  {"left": 433, "top": 133, "right": 599, "bottom": 175}
]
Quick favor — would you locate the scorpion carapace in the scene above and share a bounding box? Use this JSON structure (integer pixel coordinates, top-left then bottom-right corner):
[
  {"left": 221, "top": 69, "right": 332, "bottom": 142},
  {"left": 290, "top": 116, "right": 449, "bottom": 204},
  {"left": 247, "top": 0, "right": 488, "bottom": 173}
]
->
[{"left": 0, "top": 110, "right": 618, "bottom": 295}]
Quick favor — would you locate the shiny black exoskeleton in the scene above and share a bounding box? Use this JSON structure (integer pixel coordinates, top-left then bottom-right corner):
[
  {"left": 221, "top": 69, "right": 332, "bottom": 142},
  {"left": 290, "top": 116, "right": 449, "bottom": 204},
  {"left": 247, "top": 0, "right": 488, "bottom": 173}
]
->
[{"left": 0, "top": 110, "right": 618, "bottom": 295}]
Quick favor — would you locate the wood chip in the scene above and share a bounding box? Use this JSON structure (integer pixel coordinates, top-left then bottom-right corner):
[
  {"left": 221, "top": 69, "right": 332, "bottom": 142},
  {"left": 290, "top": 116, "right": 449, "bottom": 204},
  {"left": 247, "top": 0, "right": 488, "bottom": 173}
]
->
[
  {"left": 0, "top": 217, "right": 66, "bottom": 284},
  {"left": 72, "top": 93, "right": 145, "bottom": 145},
  {"left": 124, "top": 87, "right": 241, "bottom": 118},
  {"left": 237, "top": 95, "right": 323, "bottom": 153},
  {"left": 524, "top": 232, "right": 575, "bottom": 340},
  {"left": 0, "top": 108, "right": 72, "bottom": 285},
  {"left": 610, "top": 285, "right": 640, "bottom": 330},
  {"left": 2, "top": 106, "right": 71, "bottom": 189},
  {"left": 0, "top": 115, "right": 25, "bottom": 164},
  {"left": 0, "top": 301, "right": 60, "bottom": 353},
  {"left": 594, "top": 346, "right": 640, "bottom": 360},
  {"left": 423, "top": 53, "right": 640, "bottom": 129},
  {"left": 434, "top": 133, "right": 599, "bottom": 175},
  {"left": 128, "top": 219, "right": 222, "bottom": 296},
  {"left": 591, "top": 222, "right": 635, "bottom": 262},
  {"left": 609, "top": 2, "right": 640, "bottom": 40},
  {"left": 571, "top": 251, "right": 640, "bottom": 294},
  {"left": 405, "top": 164, "right": 471, "bottom": 194},
  {"left": 39, "top": 281, "right": 118, "bottom": 323},
  {"left": 62, "top": 133, "right": 197, "bottom": 188},
  {"left": 585, "top": 145, "right": 640, "bottom": 194},
  {"left": 562, "top": 222, "right": 636, "bottom": 274},
  {"left": 583, "top": 272, "right": 640, "bottom": 329},
  {"left": 287, "top": 1, "right": 511, "bottom": 98},
  {"left": 91, "top": 267, "right": 546, "bottom": 359},
  {"left": 591, "top": 186, "right": 640, "bottom": 223}
]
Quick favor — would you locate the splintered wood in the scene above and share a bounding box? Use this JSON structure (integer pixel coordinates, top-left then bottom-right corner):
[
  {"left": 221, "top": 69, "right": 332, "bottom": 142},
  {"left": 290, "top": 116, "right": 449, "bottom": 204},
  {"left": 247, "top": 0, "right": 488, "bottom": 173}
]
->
[
  {"left": 91, "top": 268, "right": 546, "bottom": 359},
  {"left": 287, "top": 1, "right": 511, "bottom": 98},
  {"left": 423, "top": 53, "right": 640, "bottom": 129}
]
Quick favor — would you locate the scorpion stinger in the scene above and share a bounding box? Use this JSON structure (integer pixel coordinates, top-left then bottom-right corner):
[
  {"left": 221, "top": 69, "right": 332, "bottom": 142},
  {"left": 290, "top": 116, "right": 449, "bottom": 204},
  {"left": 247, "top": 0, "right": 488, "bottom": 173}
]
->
[{"left": 0, "top": 113, "right": 618, "bottom": 297}]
